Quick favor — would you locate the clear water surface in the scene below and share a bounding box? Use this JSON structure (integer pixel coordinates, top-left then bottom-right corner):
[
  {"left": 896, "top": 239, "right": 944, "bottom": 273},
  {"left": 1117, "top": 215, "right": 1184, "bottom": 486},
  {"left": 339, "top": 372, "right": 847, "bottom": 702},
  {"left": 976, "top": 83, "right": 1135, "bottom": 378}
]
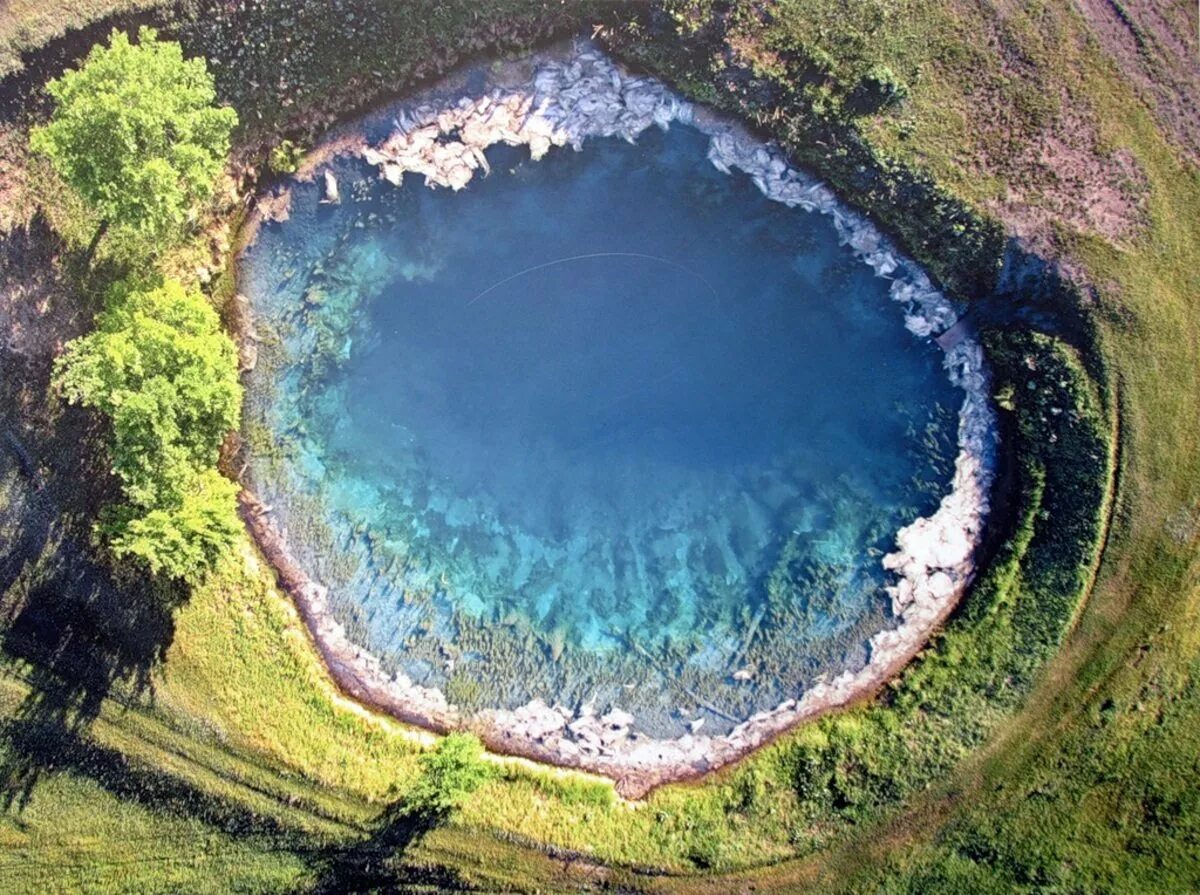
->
[{"left": 241, "top": 124, "right": 959, "bottom": 734}]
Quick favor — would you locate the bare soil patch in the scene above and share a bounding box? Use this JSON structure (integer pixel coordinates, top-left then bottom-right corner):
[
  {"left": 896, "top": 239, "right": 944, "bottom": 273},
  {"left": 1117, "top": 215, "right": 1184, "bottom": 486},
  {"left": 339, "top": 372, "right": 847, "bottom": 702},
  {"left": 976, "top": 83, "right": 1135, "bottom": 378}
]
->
[{"left": 1073, "top": 0, "right": 1200, "bottom": 164}]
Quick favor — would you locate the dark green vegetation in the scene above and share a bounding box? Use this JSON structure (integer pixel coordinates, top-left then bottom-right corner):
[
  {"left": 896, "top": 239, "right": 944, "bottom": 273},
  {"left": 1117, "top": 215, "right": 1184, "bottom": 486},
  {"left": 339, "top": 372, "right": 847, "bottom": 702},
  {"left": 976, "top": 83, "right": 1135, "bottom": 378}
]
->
[
  {"left": 404, "top": 733, "right": 491, "bottom": 818},
  {"left": 0, "top": 1, "right": 1196, "bottom": 892}
]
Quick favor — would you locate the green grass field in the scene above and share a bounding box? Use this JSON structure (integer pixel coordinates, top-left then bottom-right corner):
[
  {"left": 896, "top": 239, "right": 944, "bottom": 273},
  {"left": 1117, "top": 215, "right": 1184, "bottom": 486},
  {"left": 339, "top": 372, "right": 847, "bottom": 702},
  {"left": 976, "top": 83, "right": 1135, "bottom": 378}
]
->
[{"left": 0, "top": 1, "right": 1196, "bottom": 891}]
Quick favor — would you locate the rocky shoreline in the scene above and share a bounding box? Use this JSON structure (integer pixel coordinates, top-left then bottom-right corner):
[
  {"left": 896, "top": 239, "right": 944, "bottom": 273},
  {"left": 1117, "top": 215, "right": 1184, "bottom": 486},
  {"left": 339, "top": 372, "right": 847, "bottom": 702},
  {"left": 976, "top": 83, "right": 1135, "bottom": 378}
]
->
[{"left": 237, "top": 41, "right": 997, "bottom": 799}]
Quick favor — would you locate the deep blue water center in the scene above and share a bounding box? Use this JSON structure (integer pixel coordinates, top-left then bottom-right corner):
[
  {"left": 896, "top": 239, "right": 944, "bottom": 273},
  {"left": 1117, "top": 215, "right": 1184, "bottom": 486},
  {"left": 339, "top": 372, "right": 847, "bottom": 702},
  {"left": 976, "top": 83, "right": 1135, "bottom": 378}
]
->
[{"left": 242, "top": 123, "right": 959, "bottom": 732}]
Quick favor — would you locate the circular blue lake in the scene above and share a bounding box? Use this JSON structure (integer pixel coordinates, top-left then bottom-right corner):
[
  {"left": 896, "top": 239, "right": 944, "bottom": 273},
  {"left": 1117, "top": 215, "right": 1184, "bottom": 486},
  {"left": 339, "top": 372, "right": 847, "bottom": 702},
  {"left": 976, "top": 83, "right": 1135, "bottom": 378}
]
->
[{"left": 241, "top": 123, "right": 960, "bottom": 736}]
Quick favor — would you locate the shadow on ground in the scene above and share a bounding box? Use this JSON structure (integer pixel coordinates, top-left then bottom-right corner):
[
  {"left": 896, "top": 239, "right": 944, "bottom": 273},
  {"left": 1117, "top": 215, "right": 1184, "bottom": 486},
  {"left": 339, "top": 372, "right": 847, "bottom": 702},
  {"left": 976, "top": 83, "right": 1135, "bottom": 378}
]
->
[
  {"left": 305, "top": 803, "right": 481, "bottom": 895},
  {"left": 0, "top": 218, "right": 185, "bottom": 810},
  {"left": 0, "top": 219, "right": 472, "bottom": 892},
  {"left": 0, "top": 416, "right": 185, "bottom": 811}
]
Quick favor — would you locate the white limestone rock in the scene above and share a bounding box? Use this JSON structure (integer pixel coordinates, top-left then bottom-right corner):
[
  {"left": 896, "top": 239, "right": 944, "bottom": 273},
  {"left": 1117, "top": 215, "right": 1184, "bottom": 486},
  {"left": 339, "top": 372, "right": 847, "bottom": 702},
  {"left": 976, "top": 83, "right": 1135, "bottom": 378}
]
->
[{"left": 321, "top": 169, "right": 340, "bottom": 204}]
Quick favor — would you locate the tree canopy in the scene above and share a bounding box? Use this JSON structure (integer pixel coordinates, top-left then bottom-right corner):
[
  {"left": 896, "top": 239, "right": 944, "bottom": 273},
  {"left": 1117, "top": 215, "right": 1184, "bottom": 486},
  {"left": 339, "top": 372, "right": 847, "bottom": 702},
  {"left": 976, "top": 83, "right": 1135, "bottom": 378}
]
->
[
  {"left": 55, "top": 279, "right": 242, "bottom": 583},
  {"left": 29, "top": 27, "right": 237, "bottom": 257},
  {"left": 404, "top": 733, "right": 491, "bottom": 818},
  {"left": 104, "top": 469, "right": 243, "bottom": 582}
]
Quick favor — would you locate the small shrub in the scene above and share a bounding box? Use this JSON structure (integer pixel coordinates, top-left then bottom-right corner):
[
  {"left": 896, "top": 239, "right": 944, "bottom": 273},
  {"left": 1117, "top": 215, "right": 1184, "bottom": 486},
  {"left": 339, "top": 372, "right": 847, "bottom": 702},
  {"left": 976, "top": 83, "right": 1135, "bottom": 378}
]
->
[
  {"left": 849, "top": 64, "right": 909, "bottom": 113},
  {"left": 267, "top": 139, "right": 304, "bottom": 175},
  {"left": 404, "top": 733, "right": 491, "bottom": 818}
]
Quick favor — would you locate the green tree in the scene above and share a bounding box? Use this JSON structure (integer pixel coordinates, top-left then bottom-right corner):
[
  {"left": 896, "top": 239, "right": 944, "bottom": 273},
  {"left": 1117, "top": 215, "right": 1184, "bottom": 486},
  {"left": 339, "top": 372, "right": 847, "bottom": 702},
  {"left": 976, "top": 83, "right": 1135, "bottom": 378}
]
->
[
  {"left": 404, "top": 733, "right": 491, "bottom": 818},
  {"left": 105, "top": 469, "right": 243, "bottom": 582},
  {"left": 55, "top": 279, "right": 242, "bottom": 583},
  {"left": 29, "top": 27, "right": 237, "bottom": 259}
]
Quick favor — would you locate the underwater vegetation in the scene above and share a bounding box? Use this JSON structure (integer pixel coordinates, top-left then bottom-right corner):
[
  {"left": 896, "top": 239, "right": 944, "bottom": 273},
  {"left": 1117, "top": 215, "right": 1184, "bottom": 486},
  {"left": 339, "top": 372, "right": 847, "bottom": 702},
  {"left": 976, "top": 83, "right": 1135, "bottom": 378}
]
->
[{"left": 239, "top": 56, "right": 976, "bottom": 743}]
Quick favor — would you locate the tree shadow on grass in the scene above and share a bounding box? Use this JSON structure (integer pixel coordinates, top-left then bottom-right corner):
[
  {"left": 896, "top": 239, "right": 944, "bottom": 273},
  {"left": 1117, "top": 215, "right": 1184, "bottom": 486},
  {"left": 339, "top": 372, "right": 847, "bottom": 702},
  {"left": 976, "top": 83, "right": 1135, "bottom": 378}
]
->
[
  {"left": 0, "top": 218, "right": 182, "bottom": 812},
  {"left": 306, "top": 804, "right": 473, "bottom": 895},
  {"left": 0, "top": 706, "right": 308, "bottom": 843},
  {"left": 0, "top": 440, "right": 184, "bottom": 809},
  {"left": 0, "top": 559, "right": 181, "bottom": 811},
  {"left": 0, "top": 437, "right": 333, "bottom": 854}
]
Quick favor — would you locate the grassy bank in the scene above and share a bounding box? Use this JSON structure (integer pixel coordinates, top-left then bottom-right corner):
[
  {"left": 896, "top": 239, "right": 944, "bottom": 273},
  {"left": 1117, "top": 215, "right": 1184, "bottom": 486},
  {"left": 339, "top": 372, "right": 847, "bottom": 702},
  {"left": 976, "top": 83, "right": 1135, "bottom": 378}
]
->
[
  {"left": 1, "top": 0, "right": 1196, "bottom": 891},
  {"left": 0, "top": 1, "right": 157, "bottom": 78}
]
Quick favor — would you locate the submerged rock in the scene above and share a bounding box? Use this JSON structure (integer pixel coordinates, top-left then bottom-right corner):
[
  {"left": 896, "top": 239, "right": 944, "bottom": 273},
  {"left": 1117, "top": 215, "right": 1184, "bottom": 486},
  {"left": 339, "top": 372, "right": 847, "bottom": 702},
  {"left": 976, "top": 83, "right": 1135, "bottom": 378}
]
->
[{"left": 321, "top": 169, "right": 340, "bottom": 204}]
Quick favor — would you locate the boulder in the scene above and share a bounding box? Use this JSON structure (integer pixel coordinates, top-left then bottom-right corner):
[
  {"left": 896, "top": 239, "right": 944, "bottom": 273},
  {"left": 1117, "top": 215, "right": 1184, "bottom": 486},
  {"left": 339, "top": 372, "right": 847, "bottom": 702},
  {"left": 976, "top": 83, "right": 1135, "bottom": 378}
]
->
[{"left": 320, "top": 169, "right": 340, "bottom": 204}]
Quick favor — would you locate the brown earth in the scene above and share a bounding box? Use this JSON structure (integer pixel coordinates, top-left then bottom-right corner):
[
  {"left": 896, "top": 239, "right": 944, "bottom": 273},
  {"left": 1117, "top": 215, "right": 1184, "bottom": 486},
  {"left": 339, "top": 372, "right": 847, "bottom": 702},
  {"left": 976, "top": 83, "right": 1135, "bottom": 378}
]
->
[
  {"left": 1073, "top": 0, "right": 1200, "bottom": 164},
  {"left": 979, "top": 0, "right": 1196, "bottom": 254}
]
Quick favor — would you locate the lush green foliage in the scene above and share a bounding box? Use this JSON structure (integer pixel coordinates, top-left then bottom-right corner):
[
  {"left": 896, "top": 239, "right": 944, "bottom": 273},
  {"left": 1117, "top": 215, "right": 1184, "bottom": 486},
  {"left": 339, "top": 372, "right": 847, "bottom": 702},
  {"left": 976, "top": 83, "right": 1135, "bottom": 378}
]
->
[
  {"left": 55, "top": 279, "right": 242, "bottom": 582},
  {"left": 29, "top": 26, "right": 236, "bottom": 258},
  {"left": 103, "top": 469, "right": 242, "bottom": 581},
  {"left": 404, "top": 733, "right": 491, "bottom": 818},
  {"left": 55, "top": 279, "right": 240, "bottom": 504}
]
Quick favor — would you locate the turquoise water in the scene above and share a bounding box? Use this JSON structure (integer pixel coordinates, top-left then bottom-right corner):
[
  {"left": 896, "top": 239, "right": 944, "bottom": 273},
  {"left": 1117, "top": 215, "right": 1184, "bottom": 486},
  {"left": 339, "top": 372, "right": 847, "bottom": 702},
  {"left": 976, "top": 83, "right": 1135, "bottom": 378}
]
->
[{"left": 241, "top": 124, "right": 959, "bottom": 735}]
